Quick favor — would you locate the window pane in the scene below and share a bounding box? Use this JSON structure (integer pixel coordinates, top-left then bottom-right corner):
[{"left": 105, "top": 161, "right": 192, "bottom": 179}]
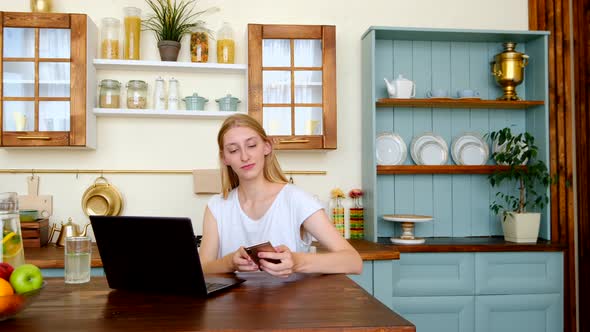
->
[
  {"left": 263, "top": 107, "right": 291, "bottom": 135},
  {"left": 39, "top": 62, "right": 70, "bottom": 97},
  {"left": 263, "top": 71, "right": 291, "bottom": 104},
  {"left": 39, "top": 101, "right": 70, "bottom": 131},
  {"left": 3, "top": 101, "right": 35, "bottom": 131},
  {"left": 294, "top": 107, "right": 323, "bottom": 135},
  {"left": 3, "top": 28, "right": 35, "bottom": 58},
  {"left": 294, "top": 71, "right": 322, "bottom": 104},
  {"left": 294, "top": 39, "right": 322, "bottom": 67},
  {"left": 263, "top": 39, "right": 290, "bottom": 67},
  {"left": 39, "top": 29, "right": 71, "bottom": 58},
  {"left": 3, "top": 62, "right": 35, "bottom": 97}
]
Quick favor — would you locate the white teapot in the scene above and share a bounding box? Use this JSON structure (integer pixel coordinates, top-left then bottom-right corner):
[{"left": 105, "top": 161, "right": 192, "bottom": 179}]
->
[{"left": 384, "top": 74, "right": 416, "bottom": 99}]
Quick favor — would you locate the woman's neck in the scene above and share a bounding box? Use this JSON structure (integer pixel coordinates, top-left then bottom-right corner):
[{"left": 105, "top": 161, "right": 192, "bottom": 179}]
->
[{"left": 238, "top": 178, "right": 283, "bottom": 202}]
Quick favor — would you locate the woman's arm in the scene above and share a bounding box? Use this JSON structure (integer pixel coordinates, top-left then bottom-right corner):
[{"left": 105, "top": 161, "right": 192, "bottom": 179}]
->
[
  {"left": 257, "top": 209, "right": 363, "bottom": 275},
  {"left": 200, "top": 207, "right": 257, "bottom": 273}
]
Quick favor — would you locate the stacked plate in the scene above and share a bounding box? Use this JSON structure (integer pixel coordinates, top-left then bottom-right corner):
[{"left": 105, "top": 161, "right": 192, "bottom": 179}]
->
[
  {"left": 451, "top": 133, "right": 490, "bottom": 165},
  {"left": 410, "top": 133, "right": 448, "bottom": 165},
  {"left": 376, "top": 133, "right": 407, "bottom": 165}
]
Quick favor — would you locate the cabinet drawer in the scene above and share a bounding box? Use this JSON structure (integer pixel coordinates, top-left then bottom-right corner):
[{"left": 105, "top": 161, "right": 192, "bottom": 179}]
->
[
  {"left": 388, "top": 253, "right": 475, "bottom": 296},
  {"left": 475, "top": 294, "right": 563, "bottom": 332},
  {"left": 475, "top": 252, "right": 563, "bottom": 295},
  {"left": 390, "top": 296, "right": 474, "bottom": 332}
]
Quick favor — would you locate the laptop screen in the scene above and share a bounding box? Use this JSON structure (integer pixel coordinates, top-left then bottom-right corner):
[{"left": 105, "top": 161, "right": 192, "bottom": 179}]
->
[{"left": 90, "top": 216, "right": 208, "bottom": 295}]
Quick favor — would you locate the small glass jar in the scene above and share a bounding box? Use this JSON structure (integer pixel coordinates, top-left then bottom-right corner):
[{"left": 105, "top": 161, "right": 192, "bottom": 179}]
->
[
  {"left": 100, "top": 18, "right": 120, "bottom": 59},
  {"left": 190, "top": 27, "right": 209, "bottom": 63},
  {"left": 98, "top": 79, "right": 121, "bottom": 108},
  {"left": 126, "top": 80, "right": 148, "bottom": 109}
]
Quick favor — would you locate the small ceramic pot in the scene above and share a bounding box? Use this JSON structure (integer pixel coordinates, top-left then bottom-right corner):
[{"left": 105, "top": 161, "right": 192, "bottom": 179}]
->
[
  {"left": 182, "top": 93, "right": 208, "bottom": 111},
  {"left": 215, "top": 94, "right": 240, "bottom": 112}
]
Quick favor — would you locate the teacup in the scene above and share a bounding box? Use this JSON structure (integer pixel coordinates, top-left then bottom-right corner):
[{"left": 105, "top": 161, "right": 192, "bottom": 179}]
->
[
  {"left": 457, "top": 89, "right": 480, "bottom": 98},
  {"left": 426, "top": 89, "right": 449, "bottom": 98}
]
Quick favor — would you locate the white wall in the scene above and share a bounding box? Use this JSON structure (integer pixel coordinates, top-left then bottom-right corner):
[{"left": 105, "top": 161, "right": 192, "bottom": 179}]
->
[{"left": 0, "top": 0, "right": 528, "bottom": 238}]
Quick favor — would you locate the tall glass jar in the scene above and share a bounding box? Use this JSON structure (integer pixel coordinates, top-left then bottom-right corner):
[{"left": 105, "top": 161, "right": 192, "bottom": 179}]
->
[
  {"left": 123, "top": 7, "right": 141, "bottom": 60},
  {"left": 190, "top": 27, "right": 209, "bottom": 63},
  {"left": 100, "top": 18, "right": 120, "bottom": 59},
  {"left": 217, "top": 22, "right": 235, "bottom": 64},
  {"left": 0, "top": 192, "right": 26, "bottom": 267},
  {"left": 126, "top": 80, "right": 148, "bottom": 109},
  {"left": 98, "top": 79, "right": 121, "bottom": 108}
]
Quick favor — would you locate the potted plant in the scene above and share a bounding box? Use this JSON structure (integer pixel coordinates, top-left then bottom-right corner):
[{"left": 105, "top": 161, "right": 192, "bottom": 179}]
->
[
  {"left": 143, "top": 0, "right": 217, "bottom": 61},
  {"left": 488, "top": 127, "right": 554, "bottom": 243}
]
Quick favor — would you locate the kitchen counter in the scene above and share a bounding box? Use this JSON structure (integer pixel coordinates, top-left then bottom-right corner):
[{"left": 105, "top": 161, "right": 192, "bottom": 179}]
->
[
  {"left": 1, "top": 276, "right": 415, "bottom": 332},
  {"left": 26, "top": 240, "right": 400, "bottom": 269}
]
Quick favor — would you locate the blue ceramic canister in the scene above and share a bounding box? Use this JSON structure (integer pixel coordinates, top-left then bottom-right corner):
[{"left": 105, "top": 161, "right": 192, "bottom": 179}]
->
[
  {"left": 215, "top": 94, "right": 241, "bottom": 112},
  {"left": 182, "top": 93, "right": 208, "bottom": 111}
]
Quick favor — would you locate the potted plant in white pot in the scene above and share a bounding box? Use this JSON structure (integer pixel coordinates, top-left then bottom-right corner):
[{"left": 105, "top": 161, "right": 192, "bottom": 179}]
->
[
  {"left": 143, "top": 0, "right": 217, "bottom": 61},
  {"left": 488, "top": 127, "right": 554, "bottom": 243}
]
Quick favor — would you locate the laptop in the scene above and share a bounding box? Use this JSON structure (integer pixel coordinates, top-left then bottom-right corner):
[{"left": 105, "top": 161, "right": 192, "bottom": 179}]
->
[{"left": 90, "top": 215, "right": 243, "bottom": 296}]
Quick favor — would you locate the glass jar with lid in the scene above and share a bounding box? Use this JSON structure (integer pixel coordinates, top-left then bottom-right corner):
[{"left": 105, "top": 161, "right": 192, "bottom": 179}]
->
[
  {"left": 190, "top": 27, "right": 209, "bottom": 63},
  {"left": 98, "top": 79, "right": 121, "bottom": 108},
  {"left": 126, "top": 80, "right": 148, "bottom": 109},
  {"left": 100, "top": 17, "right": 120, "bottom": 59}
]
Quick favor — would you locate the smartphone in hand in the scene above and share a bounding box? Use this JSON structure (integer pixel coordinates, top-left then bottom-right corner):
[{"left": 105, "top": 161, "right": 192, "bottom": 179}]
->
[{"left": 244, "top": 241, "right": 281, "bottom": 268}]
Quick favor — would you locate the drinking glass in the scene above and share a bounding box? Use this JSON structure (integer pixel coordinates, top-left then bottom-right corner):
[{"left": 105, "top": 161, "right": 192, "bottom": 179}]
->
[
  {"left": 0, "top": 192, "right": 26, "bottom": 267},
  {"left": 65, "top": 236, "right": 91, "bottom": 284}
]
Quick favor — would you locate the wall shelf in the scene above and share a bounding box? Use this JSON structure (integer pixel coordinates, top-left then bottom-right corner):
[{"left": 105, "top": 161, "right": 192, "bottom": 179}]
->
[
  {"left": 93, "top": 108, "right": 244, "bottom": 119},
  {"left": 376, "top": 165, "right": 518, "bottom": 174},
  {"left": 92, "top": 59, "right": 247, "bottom": 73},
  {"left": 376, "top": 98, "right": 544, "bottom": 109}
]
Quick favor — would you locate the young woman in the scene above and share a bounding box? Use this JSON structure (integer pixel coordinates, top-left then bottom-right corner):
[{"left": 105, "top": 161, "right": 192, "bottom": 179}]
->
[{"left": 199, "top": 114, "right": 362, "bottom": 277}]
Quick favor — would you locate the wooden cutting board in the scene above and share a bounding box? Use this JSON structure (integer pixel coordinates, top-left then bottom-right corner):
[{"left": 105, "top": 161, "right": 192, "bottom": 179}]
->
[{"left": 18, "top": 175, "right": 53, "bottom": 218}]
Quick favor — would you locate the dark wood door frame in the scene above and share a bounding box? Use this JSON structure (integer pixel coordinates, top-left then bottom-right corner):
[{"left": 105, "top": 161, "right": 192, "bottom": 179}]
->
[{"left": 529, "top": 0, "right": 589, "bottom": 331}]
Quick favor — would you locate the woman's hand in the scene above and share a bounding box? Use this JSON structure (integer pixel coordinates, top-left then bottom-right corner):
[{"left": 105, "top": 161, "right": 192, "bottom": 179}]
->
[
  {"left": 258, "top": 245, "right": 295, "bottom": 278},
  {"left": 232, "top": 246, "right": 259, "bottom": 272}
]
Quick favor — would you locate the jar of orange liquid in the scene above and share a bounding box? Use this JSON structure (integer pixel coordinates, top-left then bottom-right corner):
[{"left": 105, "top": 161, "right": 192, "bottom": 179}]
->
[
  {"left": 124, "top": 7, "right": 141, "bottom": 60},
  {"left": 217, "top": 22, "right": 235, "bottom": 64}
]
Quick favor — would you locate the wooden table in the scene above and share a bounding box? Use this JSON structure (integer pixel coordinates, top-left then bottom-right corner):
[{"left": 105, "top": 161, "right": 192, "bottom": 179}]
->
[{"left": 1, "top": 275, "right": 414, "bottom": 332}]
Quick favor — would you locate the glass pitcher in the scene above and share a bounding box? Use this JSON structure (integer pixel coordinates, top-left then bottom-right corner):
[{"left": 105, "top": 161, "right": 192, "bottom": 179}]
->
[{"left": 0, "top": 192, "right": 26, "bottom": 267}]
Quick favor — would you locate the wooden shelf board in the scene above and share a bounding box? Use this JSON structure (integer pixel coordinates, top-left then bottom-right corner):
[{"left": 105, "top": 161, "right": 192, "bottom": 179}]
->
[
  {"left": 93, "top": 108, "right": 245, "bottom": 119},
  {"left": 93, "top": 59, "right": 247, "bottom": 73},
  {"left": 377, "top": 165, "right": 514, "bottom": 174},
  {"left": 376, "top": 98, "right": 544, "bottom": 109}
]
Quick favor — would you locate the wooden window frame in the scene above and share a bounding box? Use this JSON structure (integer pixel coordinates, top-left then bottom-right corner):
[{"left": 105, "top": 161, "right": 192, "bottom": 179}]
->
[{"left": 248, "top": 24, "right": 337, "bottom": 150}]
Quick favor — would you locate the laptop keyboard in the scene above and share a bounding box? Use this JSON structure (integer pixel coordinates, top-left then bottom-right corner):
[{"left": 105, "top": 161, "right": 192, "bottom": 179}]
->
[{"left": 206, "top": 282, "right": 227, "bottom": 292}]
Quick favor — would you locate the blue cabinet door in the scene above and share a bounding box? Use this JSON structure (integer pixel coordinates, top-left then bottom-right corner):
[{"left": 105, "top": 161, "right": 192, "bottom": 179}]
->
[
  {"left": 475, "top": 293, "right": 563, "bottom": 332},
  {"left": 386, "top": 253, "right": 475, "bottom": 297},
  {"left": 348, "top": 261, "right": 373, "bottom": 295},
  {"left": 391, "top": 296, "right": 475, "bottom": 332},
  {"left": 41, "top": 267, "right": 105, "bottom": 278},
  {"left": 475, "top": 252, "right": 563, "bottom": 295}
]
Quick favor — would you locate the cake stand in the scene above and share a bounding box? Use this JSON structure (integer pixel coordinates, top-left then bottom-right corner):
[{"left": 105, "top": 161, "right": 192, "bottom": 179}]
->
[{"left": 382, "top": 214, "right": 433, "bottom": 244}]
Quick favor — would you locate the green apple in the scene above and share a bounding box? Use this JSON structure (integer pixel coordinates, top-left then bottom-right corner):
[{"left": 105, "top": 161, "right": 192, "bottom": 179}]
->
[{"left": 9, "top": 264, "right": 43, "bottom": 294}]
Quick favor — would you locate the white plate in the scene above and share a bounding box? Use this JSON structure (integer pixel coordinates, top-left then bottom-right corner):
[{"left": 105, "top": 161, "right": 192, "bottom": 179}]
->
[
  {"left": 410, "top": 133, "right": 448, "bottom": 165},
  {"left": 451, "top": 133, "right": 489, "bottom": 165},
  {"left": 458, "top": 142, "right": 488, "bottom": 165},
  {"left": 376, "top": 133, "right": 407, "bottom": 165}
]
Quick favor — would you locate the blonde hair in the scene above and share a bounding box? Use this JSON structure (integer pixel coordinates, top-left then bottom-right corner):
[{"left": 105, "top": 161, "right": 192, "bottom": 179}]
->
[{"left": 217, "top": 114, "right": 288, "bottom": 198}]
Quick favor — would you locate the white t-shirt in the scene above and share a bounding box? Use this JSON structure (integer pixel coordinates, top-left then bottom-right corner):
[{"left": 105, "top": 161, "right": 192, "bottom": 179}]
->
[{"left": 207, "top": 184, "right": 322, "bottom": 258}]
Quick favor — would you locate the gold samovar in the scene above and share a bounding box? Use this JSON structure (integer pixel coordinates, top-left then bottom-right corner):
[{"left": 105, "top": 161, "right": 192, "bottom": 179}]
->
[
  {"left": 30, "top": 0, "right": 52, "bottom": 12},
  {"left": 491, "top": 42, "right": 529, "bottom": 101}
]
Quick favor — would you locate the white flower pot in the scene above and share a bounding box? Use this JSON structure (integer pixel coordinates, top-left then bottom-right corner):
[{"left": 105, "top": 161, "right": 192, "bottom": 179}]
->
[{"left": 501, "top": 212, "right": 541, "bottom": 243}]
